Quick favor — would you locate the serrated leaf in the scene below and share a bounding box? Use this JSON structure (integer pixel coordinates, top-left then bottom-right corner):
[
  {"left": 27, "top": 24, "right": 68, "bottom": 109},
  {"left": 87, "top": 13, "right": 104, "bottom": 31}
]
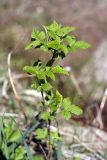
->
[
  {"left": 25, "top": 43, "right": 33, "bottom": 50},
  {"left": 38, "top": 31, "right": 45, "bottom": 40},
  {"left": 61, "top": 111, "right": 71, "bottom": 120},
  {"left": 25, "top": 40, "right": 41, "bottom": 50},
  {"left": 55, "top": 90, "right": 63, "bottom": 105},
  {"left": 36, "top": 86, "right": 42, "bottom": 92},
  {"left": 62, "top": 26, "right": 75, "bottom": 33},
  {"left": 35, "top": 128, "right": 48, "bottom": 140},
  {"left": 62, "top": 98, "right": 83, "bottom": 115},
  {"left": 15, "top": 146, "right": 26, "bottom": 160},
  {"left": 31, "top": 82, "right": 39, "bottom": 89},
  {"left": 57, "top": 26, "right": 75, "bottom": 37},
  {"left": 46, "top": 70, "right": 55, "bottom": 81},
  {"left": 23, "top": 66, "right": 37, "bottom": 75},
  {"left": 50, "top": 131, "right": 61, "bottom": 142},
  {"left": 63, "top": 98, "right": 71, "bottom": 111},
  {"left": 65, "top": 35, "right": 76, "bottom": 46},
  {"left": 47, "top": 40, "right": 60, "bottom": 49},
  {"left": 46, "top": 21, "right": 61, "bottom": 32},
  {"left": 60, "top": 44, "right": 68, "bottom": 55},
  {"left": 69, "top": 105, "right": 83, "bottom": 115},
  {"left": 41, "top": 82, "right": 52, "bottom": 91},
  {"left": 31, "top": 28, "right": 39, "bottom": 38},
  {"left": 41, "top": 112, "right": 50, "bottom": 121},
  {"left": 48, "top": 31, "right": 58, "bottom": 40},
  {"left": 40, "top": 45, "right": 48, "bottom": 52},
  {"left": 37, "top": 71, "right": 46, "bottom": 80},
  {"left": 49, "top": 104, "right": 58, "bottom": 112},
  {"left": 52, "top": 66, "right": 68, "bottom": 75},
  {"left": 49, "top": 115, "right": 55, "bottom": 121},
  {"left": 70, "top": 41, "right": 91, "bottom": 52},
  {"left": 75, "top": 41, "right": 91, "bottom": 49}
]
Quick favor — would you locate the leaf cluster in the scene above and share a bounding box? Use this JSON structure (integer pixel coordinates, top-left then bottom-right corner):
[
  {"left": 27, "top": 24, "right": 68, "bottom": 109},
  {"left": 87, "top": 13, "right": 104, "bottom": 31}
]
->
[{"left": 25, "top": 21, "right": 91, "bottom": 58}]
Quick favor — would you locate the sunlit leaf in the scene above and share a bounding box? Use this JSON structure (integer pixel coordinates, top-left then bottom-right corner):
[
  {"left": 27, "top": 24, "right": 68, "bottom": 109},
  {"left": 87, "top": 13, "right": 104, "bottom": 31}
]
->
[
  {"left": 35, "top": 128, "right": 48, "bottom": 140},
  {"left": 69, "top": 105, "right": 83, "bottom": 115},
  {"left": 61, "top": 111, "right": 71, "bottom": 120},
  {"left": 52, "top": 66, "right": 68, "bottom": 75}
]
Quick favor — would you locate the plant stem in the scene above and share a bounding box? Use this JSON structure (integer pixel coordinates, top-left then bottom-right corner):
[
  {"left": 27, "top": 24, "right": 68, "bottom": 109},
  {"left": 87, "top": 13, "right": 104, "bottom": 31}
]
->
[
  {"left": 47, "top": 119, "right": 51, "bottom": 160},
  {"left": 39, "top": 144, "right": 48, "bottom": 160},
  {"left": 41, "top": 90, "right": 45, "bottom": 104}
]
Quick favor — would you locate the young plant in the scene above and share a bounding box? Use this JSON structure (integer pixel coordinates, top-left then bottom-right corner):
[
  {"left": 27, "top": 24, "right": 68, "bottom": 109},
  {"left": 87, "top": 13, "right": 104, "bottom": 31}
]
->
[{"left": 24, "top": 21, "right": 90, "bottom": 159}]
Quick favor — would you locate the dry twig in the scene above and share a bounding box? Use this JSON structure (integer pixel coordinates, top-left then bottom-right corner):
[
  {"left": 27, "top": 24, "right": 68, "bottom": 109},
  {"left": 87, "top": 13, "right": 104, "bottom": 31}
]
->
[
  {"left": 8, "top": 52, "right": 27, "bottom": 120},
  {"left": 93, "top": 88, "right": 107, "bottom": 129}
]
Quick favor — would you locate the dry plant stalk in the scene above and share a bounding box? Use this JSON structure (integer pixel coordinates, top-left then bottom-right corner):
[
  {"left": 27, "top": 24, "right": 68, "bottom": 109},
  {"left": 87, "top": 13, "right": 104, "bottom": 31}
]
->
[
  {"left": 8, "top": 52, "right": 27, "bottom": 120},
  {"left": 93, "top": 88, "right": 107, "bottom": 129}
]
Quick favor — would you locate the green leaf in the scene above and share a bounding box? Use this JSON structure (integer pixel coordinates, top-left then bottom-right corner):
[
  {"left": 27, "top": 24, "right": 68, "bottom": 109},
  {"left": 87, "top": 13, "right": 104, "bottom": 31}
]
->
[
  {"left": 40, "top": 112, "right": 50, "bottom": 121},
  {"left": 49, "top": 104, "right": 58, "bottom": 112},
  {"left": 31, "top": 82, "right": 39, "bottom": 89},
  {"left": 40, "top": 45, "right": 48, "bottom": 52},
  {"left": 57, "top": 26, "right": 75, "bottom": 37},
  {"left": 50, "top": 131, "right": 61, "bottom": 143},
  {"left": 46, "top": 21, "right": 61, "bottom": 32},
  {"left": 25, "top": 43, "right": 33, "bottom": 50},
  {"left": 76, "top": 41, "right": 91, "bottom": 49},
  {"left": 48, "top": 31, "right": 58, "bottom": 40},
  {"left": 35, "top": 128, "right": 48, "bottom": 140},
  {"left": 41, "top": 82, "right": 52, "bottom": 91},
  {"left": 38, "top": 31, "right": 45, "bottom": 40},
  {"left": 8, "top": 130, "right": 21, "bottom": 142},
  {"left": 33, "top": 156, "right": 44, "bottom": 160},
  {"left": 31, "top": 28, "right": 39, "bottom": 39},
  {"left": 37, "top": 71, "right": 46, "bottom": 80},
  {"left": 49, "top": 115, "right": 55, "bottom": 121},
  {"left": 23, "top": 66, "right": 37, "bottom": 75},
  {"left": 52, "top": 66, "right": 68, "bottom": 75},
  {"left": 69, "top": 105, "right": 83, "bottom": 115},
  {"left": 61, "top": 110, "right": 71, "bottom": 120},
  {"left": 63, "top": 98, "right": 71, "bottom": 111},
  {"left": 62, "top": 98, "right": 83, "bottom": 115},
  {"left": 55, "top": 90, "right": 63, "bottom": 105},
  {"left": 62, "top": 26, "right": 75, "bottom": 33},
  {"left": 14, "top": 146, "right": 26, "bottom": 160},
  {"left": 47, "top": 40, "right": 60, "bottom": 49},
  {"left": 46, "top": 70, "right": 55, "bottom": 81},
  {"left": 36, "top": 86, "right": 42, "bottom": 92},
  {"left": 65, "top": 35, "right": 76, "bottom": 46},
  {"left": 70, "top": 41, "right": 91, "bottom": 51},
  {"left": 25, "top": 40, "right": 41, "bottom": 50},
  {"left": 60, "top": 44, "right": 68, "bottom": 55}
]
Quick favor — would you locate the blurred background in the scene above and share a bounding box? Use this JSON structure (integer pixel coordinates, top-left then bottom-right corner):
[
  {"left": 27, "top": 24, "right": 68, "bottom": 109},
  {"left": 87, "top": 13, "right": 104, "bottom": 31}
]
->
[{"left": 0, "top": 0, "right": 107, "bottom": 129}]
